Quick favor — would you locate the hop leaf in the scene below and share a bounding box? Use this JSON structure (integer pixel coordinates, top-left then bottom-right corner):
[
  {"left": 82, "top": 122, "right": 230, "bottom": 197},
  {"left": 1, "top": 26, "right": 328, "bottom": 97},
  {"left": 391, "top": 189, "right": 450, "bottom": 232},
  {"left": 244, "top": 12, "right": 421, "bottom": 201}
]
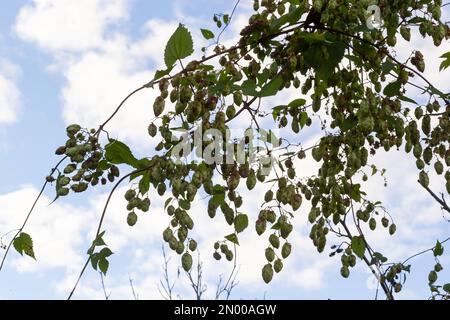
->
[
  {"left": 13, "top": 232, "right": 35, "bottom": 260},
  {"left": 164, "top": 24, "right": 194, "bottom": 68}
]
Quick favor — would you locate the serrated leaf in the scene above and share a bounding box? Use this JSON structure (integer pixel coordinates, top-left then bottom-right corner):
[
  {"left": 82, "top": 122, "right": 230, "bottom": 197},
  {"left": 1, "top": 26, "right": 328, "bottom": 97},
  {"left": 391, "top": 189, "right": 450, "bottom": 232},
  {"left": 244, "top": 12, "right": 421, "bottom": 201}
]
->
[
  {"left": 225, "top": 233, "right": 239, "bottom": 245},
  {"left": 351, "top": 236, "right": 366, "bottom": 259},
  {"left": 234, "top": 214, "right": 249, "bottom": 233},
  {"left": 13, "top": 232, "right": 35, "bottom": 260},
  {"left": 105, "top": 139, "right": 140, "bottom": 168},
  {"left": 223, "top": 14, "right": 230, "bottom": 25},
  {"left": 433, "top": 240, "right": 444, "bottom": 257},
  {"left": 383, "top": 81, "right": 401, "bottom": 97},
  {"left": 164, "top": 23, "right": 194, "bottom": 69},
  {"left": 439, "top": 52, "right": 450, "bottom": 72},
  {"left": 98, "top": 258, "right": 109, "bottom": 275},
  {"left": 200, "top": 28, "right": 214, "bottom": 40}
]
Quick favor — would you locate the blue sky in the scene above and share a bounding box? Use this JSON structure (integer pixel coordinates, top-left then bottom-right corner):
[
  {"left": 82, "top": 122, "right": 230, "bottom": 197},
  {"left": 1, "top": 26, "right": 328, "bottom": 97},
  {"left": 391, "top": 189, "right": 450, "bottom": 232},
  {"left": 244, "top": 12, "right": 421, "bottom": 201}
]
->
[{"left": 0, "top": 0, "right": 449, "bottom": 300}]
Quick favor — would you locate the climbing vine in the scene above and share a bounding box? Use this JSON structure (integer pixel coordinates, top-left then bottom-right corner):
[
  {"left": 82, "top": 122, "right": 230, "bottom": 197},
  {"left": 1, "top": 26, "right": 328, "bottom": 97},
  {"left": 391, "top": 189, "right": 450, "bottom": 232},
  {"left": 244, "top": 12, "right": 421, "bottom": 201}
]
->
[{"left": 1, "top": 0, "right": 450, "bottom": 300}]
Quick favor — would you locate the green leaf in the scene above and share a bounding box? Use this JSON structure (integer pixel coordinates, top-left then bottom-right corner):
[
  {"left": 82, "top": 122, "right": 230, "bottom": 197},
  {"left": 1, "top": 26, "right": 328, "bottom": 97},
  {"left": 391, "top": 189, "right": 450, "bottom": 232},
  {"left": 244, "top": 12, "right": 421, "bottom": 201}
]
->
[
  {"left": 211, "top": 193, "right": 225, "bottom": 205},
  {"left": 259, "top": 75, "right": 283, "bottom": 97},
  {"left": 240, "top": 79, "right": 258, "bottom": 96},
  {"left": 433, "top": 240, "right": 444, "bottom": 257},
  {"left": 200, "top": 28, "right": 215, "bottom": 40},
  {"left": 234, "top": 214, "right": 249, "bottom": 233},
  {"left": 398, "top": 95, "right": 417, "bottom": 105},
  {"left": 223, "top": 14, "right": 230, "bottom": 25},
  {"left": 381, "top": 60, "right": 396, "bottom": 75},
  {"left": 225, "top": 233, "right": 239, "bottom": 245},
  {"left": 139, "top": 171, "right": 150, "bottom": 195},
  {"left": 105, "top": 139, "right": 140, "bottom": 168},
  {"left": 299, "top": 111, "right": 308, "bottom": 129},
  {"left": 144, "top": 67, "right": 174, "bottom": 88},
  {"left": 383, "top": 81, "right": 401, "bottom": 97},
  {"left": 13, "top": 232, "right": 35, "bottom": 260},
  {"left": 90, "top": 253, "right": 99, "bottom": 270},
  {"left": 439, "top": 52, "right": 450, "bottom": 72},
  {"left": 269, "top": 7, "right": 302, "bottom": 31},
  {"left": 288, "top": 98, "right": 306, "bottom": 109},
  {"left": 98, "top": 258, "right": 109, "bottom": 275},
  {"left": 92, "top": 231, "right": 106, "bottom": 247},
  {"left": 164, "top": 23, "right": 194, "bottom": 68},
  {"left": 99, "top": 247, "right": 114, "bottom": 259},
  {"left": 272, "top": 105, "right": 284, "bottom": 120},
  {"left": 351, "top": 236, "right": 366, "bottom": 259}
]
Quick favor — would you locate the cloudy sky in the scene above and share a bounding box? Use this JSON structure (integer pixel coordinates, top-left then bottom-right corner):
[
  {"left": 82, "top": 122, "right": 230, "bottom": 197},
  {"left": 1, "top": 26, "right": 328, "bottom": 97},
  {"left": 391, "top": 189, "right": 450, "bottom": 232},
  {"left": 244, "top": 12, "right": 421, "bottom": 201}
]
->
[{"left": 0, "top": 0, "right": 449, "bottom": 300}]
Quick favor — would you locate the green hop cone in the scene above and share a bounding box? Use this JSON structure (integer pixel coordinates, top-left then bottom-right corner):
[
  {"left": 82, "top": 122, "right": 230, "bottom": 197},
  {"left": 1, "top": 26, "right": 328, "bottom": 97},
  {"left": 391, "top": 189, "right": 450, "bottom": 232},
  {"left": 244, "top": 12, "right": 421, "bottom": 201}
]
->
[
  {"left": 163, "top": 227, "right": 173, "bottom": 242},
  {"left": 188, "top": 239, "right": 197, "bottom": 251},
  {"left": 124, "top": 189, "right": 136, "bottom": 201},
  {"left": 340, "top": 266, "right": 350, "bottom": 278},
  {"left": 57, "top": 187, "right": 70, "bottom": 197},
  {"left": 255, "top": 219, "right": 267, "bottom": 235},
  {"left": 127, "top": 211, "right": 138, "bottom": 227},
  {"left": 153, "top": 96, "right": 165, "bottom": 117},
  {"left": 264, "top": 190, "right": 273, "bottom": 202},
  {"left": 246, "top": 170, "right": 256, "bottom": 190},
  {"left": 274, "top": 259, "right": 284, "bottom": 273},
  {"left": 66, "top": 124, "right": 81, "bottom": 136},
  {"left": 389, "top": 223, "right": 397, "bottom": 235},
  {"left": 419, "top": 171, "right": 429, "bottom": 188},
  {"left": 434, "top": 161, "right": 444, "bottom": 175},
  {"left": 213, "top": 252, "right": 221, "bottom": 260},
  {"left": 400, "top": 26, "right": 411, "bottom": 41},
  {"left": 434, "top": 263, "right": 443, "bottom": 272},
  {"left": 369, "top": 218, "right": 376, "bottom": 231},
  {"left": 381, "top": 217, "right": 389, "bottom": 228},
  {"left": 262, "top": 263, "right": 274, "bottom": 284},
  {"left": 269, "top": 234, "right": 280, "bottom": 249},
  {"left": 265, "top": 247, "right": 275, "bottom": 262},
  {"left": 181, "top": 253, "right": 193, "bottom": 272},
  {"left": 148, "top": 123, "right": 157, "bottom": 137},
  {"left": 280, "top": 222, "right": 293, "bottom": 239},
  {"left": 281, "top": 242, "right": 292, "bottom": 259},
  {"left": 226, "top": 105, "right": 236, "bottom": 119},
  {"left": 428, "top": 270, "right": 438, "bottom": 284},
  {"left": 175, "top": 242, "right": 185, "bottom": 255}
]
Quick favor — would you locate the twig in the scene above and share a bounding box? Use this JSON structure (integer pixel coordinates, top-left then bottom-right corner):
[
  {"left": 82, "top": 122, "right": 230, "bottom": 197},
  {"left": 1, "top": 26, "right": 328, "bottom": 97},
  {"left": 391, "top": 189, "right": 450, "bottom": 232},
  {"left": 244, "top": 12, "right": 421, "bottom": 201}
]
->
[
  {"left": 67, "top": 166, "right": 152, "bottom": 300},
  {"left": 0, "top": 156, "right": 67, "bottom": 273},
  {"left": 100, "top": 271, "right": 111, "bottom": 300},
  {"left": 129, "top": 274, "right": 139, "bottom": 300},
  {"left": 419, "top": 182, "right": 450, "bottom": 214}
]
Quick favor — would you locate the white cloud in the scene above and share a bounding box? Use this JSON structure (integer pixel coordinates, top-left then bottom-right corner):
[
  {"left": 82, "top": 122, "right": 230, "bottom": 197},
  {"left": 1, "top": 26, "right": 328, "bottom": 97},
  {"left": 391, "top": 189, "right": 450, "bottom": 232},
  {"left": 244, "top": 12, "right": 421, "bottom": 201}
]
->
[
  {"left": 14, "top": 0, "right": 128, "bottom": 52},
  {"left": 0, "top": 58, "right": 21, "bottom": 124},
  {"left": 0, "top": 185, "right": 92, "bottom": 273}
]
